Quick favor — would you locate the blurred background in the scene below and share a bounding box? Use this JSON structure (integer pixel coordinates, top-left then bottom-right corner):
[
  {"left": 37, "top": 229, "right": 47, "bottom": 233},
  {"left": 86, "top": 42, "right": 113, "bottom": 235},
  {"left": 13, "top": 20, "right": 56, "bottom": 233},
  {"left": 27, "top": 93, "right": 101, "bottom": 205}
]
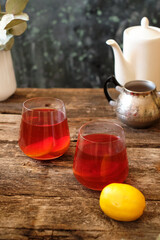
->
[{"left": 2, "top": 0, "right": 160, "bottom": 88}]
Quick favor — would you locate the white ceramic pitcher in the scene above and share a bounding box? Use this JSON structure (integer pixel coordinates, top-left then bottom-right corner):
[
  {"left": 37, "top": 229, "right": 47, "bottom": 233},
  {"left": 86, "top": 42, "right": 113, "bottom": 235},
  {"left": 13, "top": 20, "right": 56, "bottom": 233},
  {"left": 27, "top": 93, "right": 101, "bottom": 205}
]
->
[
  {"left": 107, "top": 17, "right": 160, "bottom": 90},
  {"left": 0, "top": 50, "right": 16, "bottom": 101}
]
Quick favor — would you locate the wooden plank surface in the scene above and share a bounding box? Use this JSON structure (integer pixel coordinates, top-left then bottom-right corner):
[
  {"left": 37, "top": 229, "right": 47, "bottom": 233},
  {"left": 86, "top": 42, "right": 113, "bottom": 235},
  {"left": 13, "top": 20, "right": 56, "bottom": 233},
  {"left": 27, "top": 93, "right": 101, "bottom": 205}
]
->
[{"left": 0, "top": 88, "right": 160, "bottom": 240}]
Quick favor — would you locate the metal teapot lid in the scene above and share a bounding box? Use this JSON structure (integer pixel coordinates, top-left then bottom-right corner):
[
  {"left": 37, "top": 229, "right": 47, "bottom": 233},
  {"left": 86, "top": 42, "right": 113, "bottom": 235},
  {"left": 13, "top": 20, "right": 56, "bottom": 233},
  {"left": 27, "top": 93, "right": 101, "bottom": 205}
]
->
[{"left": 125, "top": 17, "right": 160, "bottom": 40}]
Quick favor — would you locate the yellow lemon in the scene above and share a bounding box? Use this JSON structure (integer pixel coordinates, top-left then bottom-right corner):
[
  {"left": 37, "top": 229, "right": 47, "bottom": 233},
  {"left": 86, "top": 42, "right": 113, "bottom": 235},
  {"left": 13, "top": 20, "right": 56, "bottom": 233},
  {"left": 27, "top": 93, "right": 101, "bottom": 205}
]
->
[{"left": 100, "top": 183, "right": 146, "bottom": 221}]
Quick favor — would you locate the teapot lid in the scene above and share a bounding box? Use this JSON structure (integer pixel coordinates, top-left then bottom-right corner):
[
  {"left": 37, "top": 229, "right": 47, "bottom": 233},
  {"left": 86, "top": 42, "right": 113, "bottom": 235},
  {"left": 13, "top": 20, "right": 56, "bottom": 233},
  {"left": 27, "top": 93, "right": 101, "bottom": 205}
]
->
[{"left": 125, "top": 17, "right": 160, "bottom": 39}]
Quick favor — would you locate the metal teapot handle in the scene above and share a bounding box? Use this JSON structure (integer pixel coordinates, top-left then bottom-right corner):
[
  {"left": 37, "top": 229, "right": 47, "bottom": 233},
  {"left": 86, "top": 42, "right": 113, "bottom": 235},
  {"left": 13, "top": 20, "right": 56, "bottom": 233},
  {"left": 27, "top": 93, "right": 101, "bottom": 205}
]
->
[{"left": 104, "top": 75, "right": 122, "bottom": 106}]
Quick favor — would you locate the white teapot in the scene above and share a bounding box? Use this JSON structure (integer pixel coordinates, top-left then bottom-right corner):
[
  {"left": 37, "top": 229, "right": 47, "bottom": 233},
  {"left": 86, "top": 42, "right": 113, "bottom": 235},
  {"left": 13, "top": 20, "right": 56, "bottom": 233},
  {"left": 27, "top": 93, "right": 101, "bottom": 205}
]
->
[{"left": 107, "top": 17, "right": 160, "bottom": 90}]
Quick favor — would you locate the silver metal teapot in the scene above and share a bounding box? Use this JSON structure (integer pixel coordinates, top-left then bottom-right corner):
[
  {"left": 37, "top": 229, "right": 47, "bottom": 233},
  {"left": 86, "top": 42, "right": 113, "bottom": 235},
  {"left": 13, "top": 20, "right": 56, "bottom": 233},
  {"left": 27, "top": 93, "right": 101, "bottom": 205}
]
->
[{"left": 104, "top": 76, "right": 160, "bottom": 128}]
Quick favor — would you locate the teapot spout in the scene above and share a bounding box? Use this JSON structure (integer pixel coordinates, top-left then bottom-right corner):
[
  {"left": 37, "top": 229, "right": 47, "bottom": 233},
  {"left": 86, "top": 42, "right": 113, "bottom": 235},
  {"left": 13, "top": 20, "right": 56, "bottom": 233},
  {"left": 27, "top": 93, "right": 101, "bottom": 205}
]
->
[{"left": 106, "top": 39, "right": 134, "bottom": 85}]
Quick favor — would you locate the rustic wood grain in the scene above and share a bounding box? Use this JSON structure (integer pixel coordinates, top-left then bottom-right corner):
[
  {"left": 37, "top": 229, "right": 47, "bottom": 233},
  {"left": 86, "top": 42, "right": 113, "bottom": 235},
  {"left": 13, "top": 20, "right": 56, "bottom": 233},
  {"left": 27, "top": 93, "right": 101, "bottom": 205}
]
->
[
  {"left": 0, "top": 88, "right": 160, "bottom": 240},
  {"left": 0, "top": 142, "right": 160, "bottom": 199},
  {"left": 0, "top": 114, "right": 160, "bottom": 147},
  {"left": 0, "top": 88, "right": 117, "bottom": 117}
]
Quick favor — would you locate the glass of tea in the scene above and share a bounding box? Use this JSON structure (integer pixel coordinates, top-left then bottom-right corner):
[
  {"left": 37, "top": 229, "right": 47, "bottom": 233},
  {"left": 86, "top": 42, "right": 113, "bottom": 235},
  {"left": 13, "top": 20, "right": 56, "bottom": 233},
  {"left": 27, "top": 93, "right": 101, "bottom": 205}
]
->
[
  {"left": 18, "top": 97, "right": 70, "bottom": 160},
  {"left": 73, "top": 120, "right": 128, "bottom": 191}
]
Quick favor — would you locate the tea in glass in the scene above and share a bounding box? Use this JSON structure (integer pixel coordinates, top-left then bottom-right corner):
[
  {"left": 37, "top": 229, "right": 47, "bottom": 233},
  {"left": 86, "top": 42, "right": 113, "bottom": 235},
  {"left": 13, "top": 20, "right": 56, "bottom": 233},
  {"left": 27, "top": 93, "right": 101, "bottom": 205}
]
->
[
  {"left": 73, "top": 120, "right": 128, "bottom": 190},
  {"left": 19, "top": 97, "right": 70, "bottom": 160}
]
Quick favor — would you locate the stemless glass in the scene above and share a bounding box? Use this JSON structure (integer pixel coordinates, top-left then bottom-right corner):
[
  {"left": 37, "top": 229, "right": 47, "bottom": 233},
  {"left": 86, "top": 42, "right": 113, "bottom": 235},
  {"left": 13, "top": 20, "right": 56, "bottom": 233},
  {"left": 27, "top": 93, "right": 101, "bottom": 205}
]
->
[
  {"left": 18, "top": 97, "right": 70, "bottom": 160},
  {"left": 73, "top": 120, "right": 128, "bottom": 191}
]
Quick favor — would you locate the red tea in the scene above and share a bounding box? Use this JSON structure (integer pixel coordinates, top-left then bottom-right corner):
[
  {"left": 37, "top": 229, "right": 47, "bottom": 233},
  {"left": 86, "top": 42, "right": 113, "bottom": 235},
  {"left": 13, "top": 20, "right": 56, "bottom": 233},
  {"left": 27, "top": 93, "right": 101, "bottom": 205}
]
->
[
  {"left": 73, "top": 133, "right": 128, "bottom": 190},
  {"left": 19, "top": 108, "right": 70, "bottom": 160}
]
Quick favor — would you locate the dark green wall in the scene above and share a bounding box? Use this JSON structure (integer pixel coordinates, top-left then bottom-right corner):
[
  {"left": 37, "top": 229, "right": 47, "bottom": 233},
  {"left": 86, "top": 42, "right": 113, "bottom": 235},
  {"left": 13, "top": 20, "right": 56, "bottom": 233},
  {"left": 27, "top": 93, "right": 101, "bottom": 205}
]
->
[{"left": 3, "top": 0, "right": 160, "bottom": 88}]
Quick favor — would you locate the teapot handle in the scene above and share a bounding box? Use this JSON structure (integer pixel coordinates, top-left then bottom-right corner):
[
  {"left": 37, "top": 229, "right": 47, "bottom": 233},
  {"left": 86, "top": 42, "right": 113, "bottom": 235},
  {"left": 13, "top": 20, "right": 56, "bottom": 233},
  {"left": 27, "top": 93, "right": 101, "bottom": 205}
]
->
[{"left": 104, "top": 75, "right": 122, "bottom": 105}]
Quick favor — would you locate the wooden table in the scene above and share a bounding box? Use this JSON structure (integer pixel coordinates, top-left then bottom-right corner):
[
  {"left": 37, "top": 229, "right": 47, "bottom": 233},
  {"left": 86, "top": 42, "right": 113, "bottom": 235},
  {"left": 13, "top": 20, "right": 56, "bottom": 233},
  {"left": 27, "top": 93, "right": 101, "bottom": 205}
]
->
[{"left": 0, "top": 88, "right": 160, "bottom": 240}]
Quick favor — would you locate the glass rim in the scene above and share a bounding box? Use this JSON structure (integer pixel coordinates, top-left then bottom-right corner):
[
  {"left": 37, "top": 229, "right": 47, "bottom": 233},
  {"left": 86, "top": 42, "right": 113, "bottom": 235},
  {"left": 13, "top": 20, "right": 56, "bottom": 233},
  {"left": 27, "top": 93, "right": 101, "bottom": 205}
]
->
[
  {"left": 78, "top": 120, "right": 125, "bottom": 144},
  {"left": 22, "top": 97, "right": 65, "bottom": 111}
]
